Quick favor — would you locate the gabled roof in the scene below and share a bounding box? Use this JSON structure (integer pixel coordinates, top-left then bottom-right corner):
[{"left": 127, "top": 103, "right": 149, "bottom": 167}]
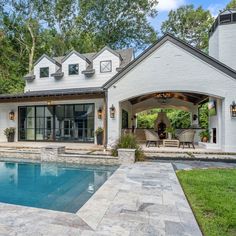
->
[
  {"left": 34, "top": 54, "right": 61, "bottom": 67},
  {"left": 61, "top": 50, "right": 91, "bottom": 64},
  {"left": 220, "top": 9, "right": 236, "bottom": 15},
  {"left": 92, "top": 46, "right": 122, "bottom": 61},
  {"left": 103, "top": 33, "right": 236, "bottom": 89}
]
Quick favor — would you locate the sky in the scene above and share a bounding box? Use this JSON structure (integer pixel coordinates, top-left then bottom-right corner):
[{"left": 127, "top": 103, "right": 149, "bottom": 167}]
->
[{"left": 151, "top": 0, "right": 230, "bottom": 33}]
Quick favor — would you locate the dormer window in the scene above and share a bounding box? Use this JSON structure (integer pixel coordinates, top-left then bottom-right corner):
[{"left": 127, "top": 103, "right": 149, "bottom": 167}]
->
[
  {"left": 40, "top": 67, "right": 49, "bottom": 78},
  {"left": 100, "top": 60, "right": 112, "bottom": 73},
  {"left": 68, "top": 64, "right": 79, "bottom": 75}
]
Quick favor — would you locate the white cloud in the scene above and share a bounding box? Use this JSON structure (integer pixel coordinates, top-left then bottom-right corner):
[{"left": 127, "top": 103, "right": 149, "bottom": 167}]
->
[
  {"left": 156, "top": 0, "right": 186, "bottom": 12},
  {"left": 208, "top": 4, "right": 224, "bottom": 18}
]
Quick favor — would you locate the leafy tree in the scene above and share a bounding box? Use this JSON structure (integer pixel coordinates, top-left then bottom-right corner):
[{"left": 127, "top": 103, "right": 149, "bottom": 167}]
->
[
  {"left": 161, "top": 5, "right": 214, "bottom": 51},
  {"left": 226, "top": 0, "right": 236, "bottom": 9},
  {"left": 0, "top": 0, "right": 159, "bottom": 95},
  {"left": 166, "top": 109, "right": 191, "bottom": 129},
  {"left": 137, "top": 111, "right": 158, "bottom": 128},
  {"left": 199, "top": 103, "right": 209, "bottom": 129},
  {"left": 78, "top": 0, "right": 158, "bottom": 51},
  {"left": 1, "top": 1, "right": 46, "bottom": 72},
  {"left": 137, "top": 107, "right": 208, "bottom": 130}
]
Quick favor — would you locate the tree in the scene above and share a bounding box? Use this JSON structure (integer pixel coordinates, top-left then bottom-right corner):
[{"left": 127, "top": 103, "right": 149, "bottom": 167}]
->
[
  {"left": 0, "top": 0, "right": 159, "bottom": 94},
  {"left": 199, "top": 103, "right": 209, "bottom": 129},
  {"left": 226, "top": 0, "right": 236, "bottom": 9},
  {"left": 78, "top": 0, "right": 158, "bottom": 51},
  {"left": 1, "top": 0, "right": 44, "bottom": 72},
  {"left": 161, "top": 5, "right": 214, "bottom": 51}
]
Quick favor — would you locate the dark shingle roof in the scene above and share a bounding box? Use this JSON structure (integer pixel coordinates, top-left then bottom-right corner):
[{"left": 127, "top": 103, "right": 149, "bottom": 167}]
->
[{"left": 52, "top": 48, "right": 133, "bottom": 68}]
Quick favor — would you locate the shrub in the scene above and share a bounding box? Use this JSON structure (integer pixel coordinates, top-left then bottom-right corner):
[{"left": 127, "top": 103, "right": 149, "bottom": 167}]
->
[
  {"left": 111, "top": 134, "right": 145, "bottom": 161},
  {"left": 95, "top": 127, "right": 104, "bottom": 135},
  {"left": 4, "top": 127, "right": 15, "bottom": 138}
]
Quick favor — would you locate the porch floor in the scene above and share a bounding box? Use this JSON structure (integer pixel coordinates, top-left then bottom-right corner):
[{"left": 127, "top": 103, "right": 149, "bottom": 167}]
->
[{"left": 142, "top": 144, "right": 222, "bottom": 154}]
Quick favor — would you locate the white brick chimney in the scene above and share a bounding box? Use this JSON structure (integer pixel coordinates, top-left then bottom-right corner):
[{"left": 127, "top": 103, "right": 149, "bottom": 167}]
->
[{"left": 209, "top": 9, "right": 236, "bottom": 70}]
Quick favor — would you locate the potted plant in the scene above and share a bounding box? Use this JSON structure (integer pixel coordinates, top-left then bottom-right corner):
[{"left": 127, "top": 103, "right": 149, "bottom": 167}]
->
[
  {"left": 165, "top": 126, "right": 175, "bottom": 140},
  {"left": 4, "top": 127, "right": 15, "bottom": 142},
  {"left": 95, "top": 127, "right": 104, "bottom": 145},
  {"left": 199, "top": 130, "right": 211, "bottom": 142}
]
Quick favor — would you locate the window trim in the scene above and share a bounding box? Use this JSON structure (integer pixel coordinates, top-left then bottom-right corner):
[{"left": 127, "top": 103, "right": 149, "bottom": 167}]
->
[
  {"left": 68, "top": 63, "right": 79, "bottom": 75},
  {"left": 100, "top": 60, "right": 112, "bottom": 73},
  {"left": 40, "top": 67, "right": 49, "bottom": 78}
]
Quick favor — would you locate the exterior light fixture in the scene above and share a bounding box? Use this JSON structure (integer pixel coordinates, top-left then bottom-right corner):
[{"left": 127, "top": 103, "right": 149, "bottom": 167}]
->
[
  {"left": 97, "top": 107, "right": 103, "bottom": 119},
  {"left": 230, "top": 101, "right": 236, "bottom": 118},
  {"left": 156, "top": 92, "right": 171, "bottom": 99},
  {"left": 193, "top": 114, "right": 198, "bottom": 121},
  {"left": 47, "top": 101, "right": 52, "bottom": 106},
  {"left": 9, "top": 111, "right": 15, "bottom": 121},
  {"left": 110, "top": 105, "right": 116, "bottom": 118}
]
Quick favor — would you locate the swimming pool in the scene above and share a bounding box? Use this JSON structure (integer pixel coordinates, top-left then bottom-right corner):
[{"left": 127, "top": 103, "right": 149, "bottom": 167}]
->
[{"left": 0, "top": 161, "right": 117, "bottom": 213}]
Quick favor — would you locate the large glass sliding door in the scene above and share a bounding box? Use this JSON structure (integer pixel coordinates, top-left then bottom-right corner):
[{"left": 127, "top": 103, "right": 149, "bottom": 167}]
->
[
  {"left": 19, "top": 107, "right": 35, "bottom": 140},
  {"left": 18, "top": 104, "right": 95, "bottom": 142}
]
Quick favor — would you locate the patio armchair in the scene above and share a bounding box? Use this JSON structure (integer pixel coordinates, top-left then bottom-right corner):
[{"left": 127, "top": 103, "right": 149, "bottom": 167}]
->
[
  {"left": 177, "top": 130, "right": 196, "bottom": 149},
  {"left": 144, "top": 129, "right": 160, "bottom": 147}
]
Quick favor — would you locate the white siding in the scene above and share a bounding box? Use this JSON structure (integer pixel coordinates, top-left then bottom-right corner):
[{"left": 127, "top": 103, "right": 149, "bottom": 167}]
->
[
  {"left": 25, "top": 57, "right": 58, "bottom": 92},
  {"left": 92, "top": 50, "right": 120, "bottom": 84},
  {"left": 209, "top": 24, "right": 236, "bottom": 70},
  {"left": 25, "top": 50, "right": 120, "bottom": 92}
]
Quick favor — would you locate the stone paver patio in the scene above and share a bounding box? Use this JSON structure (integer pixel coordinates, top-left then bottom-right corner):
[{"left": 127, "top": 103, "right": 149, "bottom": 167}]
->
[{"left": 0, "top": 162, "right": 202, "bottom": 236}]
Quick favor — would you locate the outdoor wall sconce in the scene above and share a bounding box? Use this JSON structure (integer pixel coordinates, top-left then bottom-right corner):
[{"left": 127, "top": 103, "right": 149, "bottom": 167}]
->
[
  {"left": 230, "top": 101, "right": 236, "bottom": 118},
  {"left": 193, "top": 114, "right": 198, "bottom": 121},
  {"left": 97, "top": 107, "right": 103, "bottom": 119},
  {"left": 9, "top": 111, "right": 15, "bottom": 121},
  {"left": 110, "top": 105, "right": 116, "bottom": 118}
]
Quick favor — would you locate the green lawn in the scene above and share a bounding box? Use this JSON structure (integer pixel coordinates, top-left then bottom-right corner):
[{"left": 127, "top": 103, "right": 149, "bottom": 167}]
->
[{"left": 177, "top": 168, "right": 236, "bottom": 236}]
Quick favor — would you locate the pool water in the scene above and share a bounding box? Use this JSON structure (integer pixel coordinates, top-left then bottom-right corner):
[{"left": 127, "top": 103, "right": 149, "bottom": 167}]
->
[{"left": 0, "top": 161, "right": 117, "bottom": 213}]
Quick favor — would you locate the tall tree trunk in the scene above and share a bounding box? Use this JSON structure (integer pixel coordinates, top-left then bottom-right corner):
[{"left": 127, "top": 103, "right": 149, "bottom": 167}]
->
[{"left": 27, "top": 23, "right": 36, "bottom": 72}]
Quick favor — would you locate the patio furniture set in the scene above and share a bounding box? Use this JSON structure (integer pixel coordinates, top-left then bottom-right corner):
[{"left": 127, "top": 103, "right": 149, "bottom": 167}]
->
[{"left": 144, "top": 129, "right": 196, "bottom": 149}]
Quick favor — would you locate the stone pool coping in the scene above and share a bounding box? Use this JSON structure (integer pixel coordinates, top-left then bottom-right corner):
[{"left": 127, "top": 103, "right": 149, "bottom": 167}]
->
[
  {"left": 0, "top": 162, "right": 202, "bottom": 235},
  {"left": 0, "top": 148, "right": 118, "bottom": 165}
]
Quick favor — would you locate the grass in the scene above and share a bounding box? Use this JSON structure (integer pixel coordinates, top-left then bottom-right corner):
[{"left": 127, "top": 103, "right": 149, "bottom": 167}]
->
[{"left": 177, "top": 168, "right": 236, "bottom": 236}]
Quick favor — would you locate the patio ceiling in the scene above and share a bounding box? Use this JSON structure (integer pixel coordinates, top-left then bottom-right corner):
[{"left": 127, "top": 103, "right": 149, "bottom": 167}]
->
[{"left": 129, "top": 92, "right": 208, "bottom": 105}]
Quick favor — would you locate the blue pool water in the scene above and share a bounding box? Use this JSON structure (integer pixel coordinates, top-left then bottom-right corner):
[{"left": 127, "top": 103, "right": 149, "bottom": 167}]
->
[{"left": 0, "top": 161, "right": 117, "bottom": 213}]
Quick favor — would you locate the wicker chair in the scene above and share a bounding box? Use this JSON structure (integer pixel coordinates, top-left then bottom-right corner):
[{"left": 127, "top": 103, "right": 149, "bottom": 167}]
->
[
  {"left": 177, "top": 130, "right": 196, "bottom": 149},
  {"left": 144, "top": 129, "right": 160, "bottom": 147}
]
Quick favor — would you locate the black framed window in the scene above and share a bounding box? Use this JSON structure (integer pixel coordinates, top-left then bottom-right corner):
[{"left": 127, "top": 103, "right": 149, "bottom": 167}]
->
[
  {"left": 18, "top": 104, "right": 95, "bottom": 143},
  {"left": 219, "top": 14, "right": 232, "bottom": 24},
  {"left": 100, "top": 60, "right": 112, "bottom": 73},
  {"left": 68, "top": 64, "right": 79, "bottom": 75},
  {"left": 40, "top": 67, "right": 49, "bottom": 78},
  {"left": 233, "top": 13, "right": 236, "bottom": 22}
]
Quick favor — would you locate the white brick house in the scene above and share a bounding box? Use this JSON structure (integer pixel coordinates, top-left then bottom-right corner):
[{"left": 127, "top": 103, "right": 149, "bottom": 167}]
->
[{"left": 0, "top": 10, "right": 236, "bottom": 152}]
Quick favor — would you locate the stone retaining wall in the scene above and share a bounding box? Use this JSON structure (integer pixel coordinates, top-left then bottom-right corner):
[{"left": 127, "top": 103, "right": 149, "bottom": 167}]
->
[{"left": 0, "top": 150, "right": 118, "bottom": 165}]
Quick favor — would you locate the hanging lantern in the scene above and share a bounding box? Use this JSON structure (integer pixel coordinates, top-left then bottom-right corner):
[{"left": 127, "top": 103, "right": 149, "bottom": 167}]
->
[
  {"left": 9, "top": 111, "right": 15, "bottom": 120},
  {"left": 230, "top": 101, "right": 236, "bottom": 118},
  {"left": 97, "top": 107, "right": 103, "bottom": 119},
  {"left": 110, "top": 105, "right": 116, "bottom": 118}
]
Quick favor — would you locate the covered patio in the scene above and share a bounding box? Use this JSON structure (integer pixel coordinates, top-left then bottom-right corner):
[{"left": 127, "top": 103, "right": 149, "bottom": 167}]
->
[{"left": 119, "top": 91, "right": 222, "bottom": 151}]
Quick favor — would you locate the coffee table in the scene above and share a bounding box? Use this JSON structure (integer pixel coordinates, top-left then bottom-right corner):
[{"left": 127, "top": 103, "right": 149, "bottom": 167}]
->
[{"left": 163, "top": 139, "right": 179, "bottom": 147}]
